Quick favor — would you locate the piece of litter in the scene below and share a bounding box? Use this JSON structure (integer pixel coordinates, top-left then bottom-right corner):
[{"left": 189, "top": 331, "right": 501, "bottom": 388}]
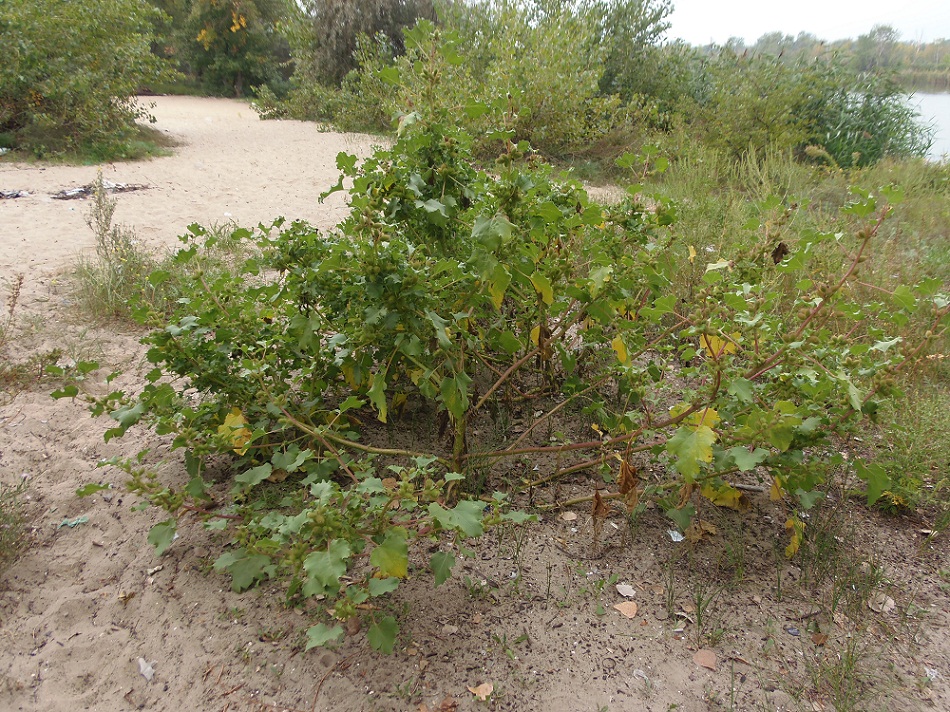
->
[
  {"left": 57, "top": 516, "right": 89, "bottom": 529},
  {"left": 786, "top": 626, "right": 801, "bottom": 636},
  {"left": 667, "top": 529, "right": 685, "bottom": 542},
  {"left": 925, "top": 667, "right": 940, "bottom": 680},
  {"left": 138, "top": 657, "right": 155, "bottom": 682},
  {"left": 615, "top": 584, "right": 636, "bottom": 598},
  {"left": 146, "top": 565, "right": 164, "bottom": 576}
]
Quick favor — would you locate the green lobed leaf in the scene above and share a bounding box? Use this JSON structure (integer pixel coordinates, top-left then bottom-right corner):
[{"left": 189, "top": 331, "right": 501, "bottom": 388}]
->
[
  {"left": 729, "top": 446, "right": 769, "bottom": 472},
  {"left": 303, "top": 539, "right": 351, "bottom": 597},
  {"left": 234, "top": 463, "right": 272, "bottom": 487},
  {"left": 666, "top": 425, "right": 717, "bottom": 480},
  {"left": 665, "top": 503, "right": 696, "bottom": 532},
  {"left": 110, "top": 401, "right": 146, "bottom": 428},
  {"left": 76, "top": 482, "right": 111, "bottom": 498},
  {"left": 367, "top": 615, "right": 399, "bottom": 654},
  {"left": 430, "top": 551, "right": 456, "bottom": 586},
  {"left": 728, "top": 378, "right": 754, "bottom": 404},
  {"left": 367, "top": 372, "right": 388, "bottom": 423},
  {"left": 305, "top": 623, "right": 344, "bottom": 650},
  {"left": 429, "top": 500, "right": 487, "bottom": 538},
  {"left": 214, "top": 549, "right": 273, "bottom": 592},
  {"left": 368, "top": 577, "right": 400, "bottom": 597},
  {"left": 147, "top": 519, "right": 177, "bottom": 556},
  {"left": 855, "top": 460, "right": 891, "bottom": 506}
]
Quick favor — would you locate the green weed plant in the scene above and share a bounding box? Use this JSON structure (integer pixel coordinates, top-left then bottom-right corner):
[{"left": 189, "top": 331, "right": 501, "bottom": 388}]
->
[{"left": 56, "top": 65, "right": 949, "bottom": 651}]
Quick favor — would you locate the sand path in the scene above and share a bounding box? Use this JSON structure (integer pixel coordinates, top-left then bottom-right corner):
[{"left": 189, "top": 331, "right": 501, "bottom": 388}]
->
[{"left": 0, "top": 96, "right": 376, "bottom": 295}]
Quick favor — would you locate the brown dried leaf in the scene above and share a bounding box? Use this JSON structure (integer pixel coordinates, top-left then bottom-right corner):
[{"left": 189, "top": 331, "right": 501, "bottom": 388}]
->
[
  {"left": 685, "top": 523, "right": 703, "bottom": 543},
  {"left": 559, "top": 511, "right": 578, "bottom": 522},
  {"left": 693, "top": 649, "right": 717, "bottom": 671},
  {"left": 678, "top": 482, "right": 695, "bottom": 508},
  {"left": 771, "top": 241, "right": 790, "bottom": 264},
  {"left": 437, "top": 698, "right": 459, "bottom": 712},
  {"left": 623, "top": 487, "right": 640, "bottom": 513},
  {"left": 618, "top": 459, "right": 638, "bottom": 495},
  {"left": 811, "top": 632, "right": 829, "bottom": 646},
  {"left": 592, "top": 490, "right": 610, "bottom": 520},
  {"left": 467, "top": 682, "right": 493, "bottom": 701},
  {"left": 382, "top": 477, "right": 398, "bottom": 491},
  {"left": 613, "top": 601, "right": 639, "bottom": 618}
]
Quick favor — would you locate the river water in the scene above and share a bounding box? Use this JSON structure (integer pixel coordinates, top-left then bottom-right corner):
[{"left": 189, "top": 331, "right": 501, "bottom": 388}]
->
[{"left": 914, "top": 92, "right": 950, "bottom": 161}]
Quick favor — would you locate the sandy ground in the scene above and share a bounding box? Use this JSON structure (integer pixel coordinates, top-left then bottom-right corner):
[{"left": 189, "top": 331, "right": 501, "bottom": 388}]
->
[
  {"left": 0, "top": 96, "right": 948, "bottom": 712},
  {"left": 0, "top": 96, "right": 377, "bottom": 305}
]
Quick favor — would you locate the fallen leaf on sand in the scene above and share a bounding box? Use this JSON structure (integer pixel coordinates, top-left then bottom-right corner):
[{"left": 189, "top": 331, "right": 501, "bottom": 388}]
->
[
  {"left": 811, "top": 632, "right": 829, "bottom": 646},
  {"left": 467, "top": 682, "right": 493, "bottom": 700},
  {"left": 869, "top": 593, "right": 895, "bottom": 614},
  {"left": 693, "top": 649, "right": 717, "bottom": 671},
  {"left": 615, "top": 583, "right": 636, "bottom": 598},
  {"left": 613, "top": 601, "right": 639, "bottom": 618},
  {"left": 559, "top": 512, "right": 578, "bottom": 522}
]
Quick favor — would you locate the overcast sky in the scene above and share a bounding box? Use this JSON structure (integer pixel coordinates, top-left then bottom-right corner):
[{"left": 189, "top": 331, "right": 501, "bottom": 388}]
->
[{"left": 666, "top": 0, "right": 950, "bottom": 46}]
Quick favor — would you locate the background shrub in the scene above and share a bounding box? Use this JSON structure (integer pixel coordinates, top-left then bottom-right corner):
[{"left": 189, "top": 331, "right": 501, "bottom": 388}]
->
[{"left": 0, "top": 0, "right": 177, "bottom": 158}]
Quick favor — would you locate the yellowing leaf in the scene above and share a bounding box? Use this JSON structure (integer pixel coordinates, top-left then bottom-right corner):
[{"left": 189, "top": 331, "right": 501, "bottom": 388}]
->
[
  {"left": 530, "top": 325, "right": 541, "bottom": 346},
  {"left": 530, "top": 271, "right": 554, "bottom": 305},
  {"left": 785, "top": 516, "right": 805, "bottom": 558},
  {"left": 218, "top": 407, "right": 251, "bottom": 455},
  {"left": 700, "top": 332, "right": 741, "bottom": 358},
  {"left": 611, "top": 335, "right": 629, "bottom": 365},
  {"left": 342, "top": 364, "right": 358, "bottom": 389},
  {"left": 666, "top": 425, "right": 717, "bottom": 480},
  {"left": 700, "top": 482, "right": 746, "bottom": 510},
  {"left": 688, "top": 245, "right": 697, "bottom": 264},
  {"left": 690, "top": 407, "right": 720, "bottom": 429},
  {"left": 770, "top": 477, "right": 785, "bottom": 501},
  {"left": 391, "top": 392, "right": 408, "bottom": 415}
]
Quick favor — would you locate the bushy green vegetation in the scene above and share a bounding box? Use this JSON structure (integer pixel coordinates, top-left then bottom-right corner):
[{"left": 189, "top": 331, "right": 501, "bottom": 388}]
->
[
  {"left": 73, "top": 173, "right": 257, "bottom": 324},
  {"left": 0, "top": 0, "right": 177, "bottom": 158},
  {"left": 160, "top": 0, "right": 293, "bottom": 96},
  {"left": 255, "top": 2, "right": 931, "bottom": 170},
  {"left": 58, "top": 49, "right": 949, "bottom": 651},
  {"left": 684, "top": 51, "right": 932, "bottom": 168}
]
